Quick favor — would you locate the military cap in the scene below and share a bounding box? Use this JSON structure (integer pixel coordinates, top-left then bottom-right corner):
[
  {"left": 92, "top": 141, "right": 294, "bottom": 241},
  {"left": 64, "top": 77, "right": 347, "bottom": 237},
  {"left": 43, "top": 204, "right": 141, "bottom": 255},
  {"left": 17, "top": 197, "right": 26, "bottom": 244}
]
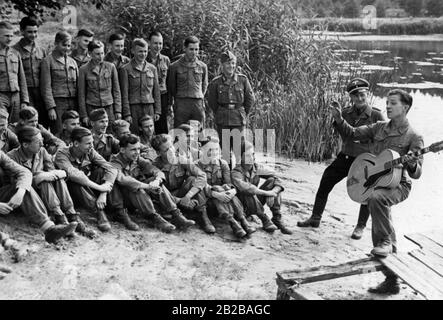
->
[
  {"left": 89, "top": 108, "right": 108, "bottom": 122},
  {"left": 347, "top": 78, "right": 370, "bottom": 94},
  {"left": 220, "top": 50, "right": 237, "bottom": 63},
  {"left": 0, "top": 108, "right": 9, "bottom": 119}
]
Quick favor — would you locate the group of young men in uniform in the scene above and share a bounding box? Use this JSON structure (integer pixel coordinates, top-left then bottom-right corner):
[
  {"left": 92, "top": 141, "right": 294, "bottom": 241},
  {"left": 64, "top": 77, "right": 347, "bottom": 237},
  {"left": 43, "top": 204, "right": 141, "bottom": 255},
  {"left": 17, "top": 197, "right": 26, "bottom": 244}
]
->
[{"left": 0, "top": 16, "right": 425, "bottom": 295}]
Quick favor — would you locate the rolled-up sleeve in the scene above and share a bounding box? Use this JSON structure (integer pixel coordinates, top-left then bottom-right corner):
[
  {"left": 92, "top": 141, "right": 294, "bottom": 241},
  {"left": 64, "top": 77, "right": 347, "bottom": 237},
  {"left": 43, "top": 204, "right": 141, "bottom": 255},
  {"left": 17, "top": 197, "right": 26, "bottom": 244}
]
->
[
  {"left": 118, "top": 67, "right": 131, "bottom": 118},
  {"left": 231, "top": 168, "right": 259, "bottom": 195},
  {"left": 54, "top": 148, "right": 91, "bottom": 186}
]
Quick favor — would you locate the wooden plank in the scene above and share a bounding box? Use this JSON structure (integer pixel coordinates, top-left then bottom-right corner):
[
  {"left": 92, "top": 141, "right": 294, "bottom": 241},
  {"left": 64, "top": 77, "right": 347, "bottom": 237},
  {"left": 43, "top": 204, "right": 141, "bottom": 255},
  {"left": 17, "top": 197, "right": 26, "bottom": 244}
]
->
[
  {"left": 289, "top": 287, "right": 324, "bottom": 300},
  {"left": 409, "top": 249, "right": 443, "bottom": 277},
  {"left": 405, "top": 233, "right": 443, "bottom": 258},
  {"left": 424, "top": 231, "right": 443, "bottom": 246},
  {"left": 277, "top": 257, "right": 385, "bottom": 285},
  {"left": 380, "top": 253, "right": 443, "bottom": 300},
  {"left": 275, "top": 277, "right": 291, "bottom": 300}
]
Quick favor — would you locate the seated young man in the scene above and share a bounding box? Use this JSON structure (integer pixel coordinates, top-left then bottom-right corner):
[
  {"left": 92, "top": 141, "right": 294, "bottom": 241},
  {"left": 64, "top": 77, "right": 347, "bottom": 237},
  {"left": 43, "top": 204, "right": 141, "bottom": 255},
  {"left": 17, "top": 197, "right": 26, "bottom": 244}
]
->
[
  {"left": 89, "top": 108, "right": 120, "bottom": 161},
  {"left": 0, "top": 150, "right": 77, "bottom": 244},
  {"left": 58, "top": 110, "right": 81, "bottom": 146},
  {"left": 138, "top": 115, "right": 158, "bottom": 162},
  {"left": 173, "top": 123, "right": 200, "bottom": 164},
  {"left": 9, "top": 106, "right": 65, "bottom": 154},
  {"left": 231, "top": 140, "right": 292, "bottom": 234},
  {"left": 0, "top": 109, "right": 19, "bottom": 153},
  {"left": 54, "top": 127, "right": 136, "bottom": 232},
  {"left": 113, "top": 119, "right": 131, "bottom": 140},
  {"left": 198, "top": 138, "right": 255, "bottom": 239},
  {"left": 331, "top": 89, "right": 423, "bottom": 294},
  {"left": 8, "top": 126, "right": 95, "bottom": 238},
  {"left": 151, "top": 134, "right": 216, "bottom": 234},
  {"left": 110, "top": 134, "right": 194, "bottom": 232}
]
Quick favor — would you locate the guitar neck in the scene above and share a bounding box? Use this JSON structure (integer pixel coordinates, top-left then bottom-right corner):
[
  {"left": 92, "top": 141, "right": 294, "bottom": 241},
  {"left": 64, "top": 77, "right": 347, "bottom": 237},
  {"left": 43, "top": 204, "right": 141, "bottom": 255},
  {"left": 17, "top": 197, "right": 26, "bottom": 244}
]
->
[{"left": 385, "top": 147, "right": 428, "bottom": 169}]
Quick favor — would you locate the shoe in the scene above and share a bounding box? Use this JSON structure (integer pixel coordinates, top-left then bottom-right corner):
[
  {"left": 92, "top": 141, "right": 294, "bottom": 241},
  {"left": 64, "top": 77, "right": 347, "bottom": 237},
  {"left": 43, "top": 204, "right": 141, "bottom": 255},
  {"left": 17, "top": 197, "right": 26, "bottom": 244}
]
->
[
  {"left": 272, "top": 215, "right": 293, "bottom": 235},
  {"left": 351, "top": 225, "right": 365, "bottom": 240},
  {"left": 114, "top": 209, "right": 139, "bottom": 231},
  {"left": 257, "top": 213, "right": 278, "bottom": 233},
  {"left": 96, "top": 210, "right": 111, "bottom": 232},
  {"left": 151, "top": 213, "right": 176, "bottom": 233},
  {"left": 368, "top": 277, "right": 400, "bottom": 295},
  {"left": 297, "top": 217, "right": 320, "bottom": 228},
  {"left": 200, "top": 210, "right": 216, "bottom": 234},
  {"left": 228, "top": 217, "right": 247, "bottom": 238},
  {"left": 44, "top": 222, "right": 78, "bottom": 244},
  {"left": 67, "top": 213, "right": 97, "bottom": 239},
  {"left": 238, "top": 216, "right": 256, "bottom": 235},
  {"left": 170, "top": 209, "right": 195, "bottom": 229},
  {"left": 371, "top": 239, "right": 393, "bottom": 257},
  {"left": 54, "top": 214, "right": 69, "bottom": 225}
]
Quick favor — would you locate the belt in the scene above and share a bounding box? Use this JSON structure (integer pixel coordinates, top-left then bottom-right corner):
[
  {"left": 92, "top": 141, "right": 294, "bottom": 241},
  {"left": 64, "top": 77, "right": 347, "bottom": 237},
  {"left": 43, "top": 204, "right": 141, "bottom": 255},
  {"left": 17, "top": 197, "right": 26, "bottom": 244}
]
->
[{"left": 220, "top": 103, "right": 240, "bottom": 110}]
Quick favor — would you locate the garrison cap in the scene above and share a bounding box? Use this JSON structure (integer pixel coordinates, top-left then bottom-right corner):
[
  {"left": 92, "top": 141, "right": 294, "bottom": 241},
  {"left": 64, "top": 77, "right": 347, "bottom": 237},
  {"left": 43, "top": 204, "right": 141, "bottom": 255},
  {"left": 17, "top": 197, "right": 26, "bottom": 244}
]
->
[
  {"left": 89, "top": 108, "right": 108, "bottom": 122},
  {"left": 0, "top": 108, "right": 9, "bottom": 119},
  {"left": 220, "top": 50, "right": 236, "bottom": 63},
  {"left": 346, "top": 78, "right": 370, "bottom": 94}
]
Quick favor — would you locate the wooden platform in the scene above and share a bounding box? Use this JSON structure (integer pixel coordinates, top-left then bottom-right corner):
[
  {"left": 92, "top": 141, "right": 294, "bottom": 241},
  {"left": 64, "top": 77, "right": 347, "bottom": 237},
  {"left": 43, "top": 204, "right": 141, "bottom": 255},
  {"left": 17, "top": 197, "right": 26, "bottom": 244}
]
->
[{"left": 276, "top": 230, "right": 443, "bottom": 300}]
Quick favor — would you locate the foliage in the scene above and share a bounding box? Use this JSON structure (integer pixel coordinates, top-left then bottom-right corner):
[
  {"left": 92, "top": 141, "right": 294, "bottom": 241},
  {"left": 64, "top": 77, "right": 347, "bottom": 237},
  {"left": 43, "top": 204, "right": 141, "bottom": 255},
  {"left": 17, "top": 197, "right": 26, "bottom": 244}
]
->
[{"left": 0, "top": 0, "right": 60, "bottom": 18}]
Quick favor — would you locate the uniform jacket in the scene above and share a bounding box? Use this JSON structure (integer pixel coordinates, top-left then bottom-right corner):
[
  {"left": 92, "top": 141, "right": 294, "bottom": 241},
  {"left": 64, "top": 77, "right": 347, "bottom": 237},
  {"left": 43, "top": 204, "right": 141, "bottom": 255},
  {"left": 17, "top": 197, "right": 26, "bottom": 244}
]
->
[
  {"left": 70, "top": 48, "right": 91, "bottom": 68},
  {"left": 168, "top": 55, "right": 208, "bottom": 100},
  {"left": 147, "top": 52, "right": 170, "bottom": 94},
  {"left": 0, "top": 150, "right": 32, "bottom": 191},
  {"left": 0, "top": 47, "right": 29, "bottom": 103},
  {"left": 104, "top": 52, "right": 130, "bottom": 70},
  {"left": 0, "top": 128, "right": 19, "bottom": 153},
  {"left": 139, "top": 135, "right": 158, "bottom": 162},
  {"left": 13, "top": 38, "right": 47, "bottom": 88},
  {"left": 231, "top": 163, "right": 284, "bottom": 195},
  {"left": 92, "top": 133, "right": 120, "bottom": 161}
]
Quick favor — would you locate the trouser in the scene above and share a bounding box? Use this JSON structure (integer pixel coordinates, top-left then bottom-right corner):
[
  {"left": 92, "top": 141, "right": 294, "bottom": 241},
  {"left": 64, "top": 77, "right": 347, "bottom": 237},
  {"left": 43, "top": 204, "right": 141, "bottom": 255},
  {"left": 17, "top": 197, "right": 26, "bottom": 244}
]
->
[
  {"left": 173, "top": 98, "right": 205, "bottom": 128},
  {"left": 367, "top": 181, "right": 411, "bottom": 252},
  {"left": 34, "top": 179, "right": 76, "bottom": 218},
  {"left": 312, "top": 152, "right": 369, "bottom": 226},
  {"left": 0, "top": 184, "right": 54, "bottom": 232},
  {"left": 28, "top": 87, "right": 49, "bottom": 128},
  {"left": 51, "top": 97, "right": 77, "bottom": 135},
  {"left": 170, "top": 176, "right": 207, "bottom": 213},
  {"left": 155, "top": 93, "right": 169, "bottom": 134},
  {"left": 0, "top": 91, "right": 20, "bottom": 123},
  {"left": 216, "top": 125, "right": 244, "bottom": 168},
  {"left": 207, "top": 194, "right": 247, "bottom": 220},
  {"left": 129, "top": 103, "right": 154, "bottom": 134},
  {"left": 238, "top": 177, "right": 281, "bottom": 217}
]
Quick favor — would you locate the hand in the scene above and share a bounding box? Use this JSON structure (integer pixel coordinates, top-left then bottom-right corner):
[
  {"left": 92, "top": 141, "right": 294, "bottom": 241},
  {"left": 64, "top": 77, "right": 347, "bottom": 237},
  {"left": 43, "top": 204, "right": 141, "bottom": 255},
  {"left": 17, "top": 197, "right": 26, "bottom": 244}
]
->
[
  {"left": 149, "top": 179, "right": 161, "bottom": 188},
  {"left": 265, "top": 190, "right": 278, "bottom": 198},
  {"left": 213, "top": 191, "right": 231, "bottom": 203},
  {"left": 404, "top": 151, "right": 420, "bottom": 171},
  {"left": 96, "top": 193, "right": 107, "bottom": 210},
  {"left": 53, "top": 170, "right": 67, "bottom": 180},
  {"left": 82, "top": 117, "right": 90, "bottom": 127},
  {"left": 124, "top": 116, "right": 132, "bottom": 124},
  {"left": 154, "top": 114, "right": 160, "bottom": 121},
  {"left": 0, "top": 203, "right": 13, "bottom": 215},
  {"left": 330, "top": 100, "right": 342, "bottom": 122},
  {"left": 7, "top": 189, "right": 26, "bottom": 210},
  {"left": 97, "top": 182, "right": 113, "bottom": 193},
  {"left": 20, "top": 103, "right": 28, "bottom": 109},
  {"left": 115, "top": 113, "right": 122, "bottom": 120},
  {"left": 48, "top": 109, "right": 57, "bottom": 121},
  {"left": 178, "top": 196, "right": 193, "bottom": 209},
  {"left": 34, "top": 172, "right": 58, "bottom": 185}
]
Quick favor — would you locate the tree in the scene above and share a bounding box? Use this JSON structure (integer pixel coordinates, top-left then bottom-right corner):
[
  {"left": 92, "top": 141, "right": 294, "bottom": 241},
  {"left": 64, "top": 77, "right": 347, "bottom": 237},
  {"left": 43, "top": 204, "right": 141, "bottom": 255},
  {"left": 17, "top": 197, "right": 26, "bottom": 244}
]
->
[
  {"left": 376, "top": 0, "right": 386, "bottom": 17},
  {"left": 402, "top": 0, "right": 423, "bottom": 16},
  {"left": 426, "top": 0, "right": 443, "bottom": 17},
  {"left": 342, "top": 0, "right": 360, "bottom": 17}
]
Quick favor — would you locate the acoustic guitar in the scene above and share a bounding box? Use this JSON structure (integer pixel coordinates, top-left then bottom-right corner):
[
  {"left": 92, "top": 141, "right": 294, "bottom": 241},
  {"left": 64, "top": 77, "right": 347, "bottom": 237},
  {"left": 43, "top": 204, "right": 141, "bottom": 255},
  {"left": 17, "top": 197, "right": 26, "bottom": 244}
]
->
[{"left": 346, "top": 141, "right": 443, "bottom": 204}]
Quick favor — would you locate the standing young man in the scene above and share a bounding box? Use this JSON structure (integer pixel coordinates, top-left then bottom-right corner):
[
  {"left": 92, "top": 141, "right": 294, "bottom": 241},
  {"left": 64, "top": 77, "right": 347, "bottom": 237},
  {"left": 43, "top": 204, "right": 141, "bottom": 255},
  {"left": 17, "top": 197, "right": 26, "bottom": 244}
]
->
[
  {"left": 297, "top": 78, "right": 385, "bottom": 240},
  {"left": 168, "top": 36, "right": 208, "bottom": 128},
  {"left": 147, "top": 31, "right": 171, "bottom": 134},
  {"left": 104, "top": 33, "right": 130, "bottom": 70},
  {"left": 331, "top": 89, "right": 423, "bottom": 294},
  {"left": 0, "top": 21, "right": 29, "bottom": 123},
  {"left": 70, "top": 29, "right": 94, "bottom": 68},
  {"left": 13, "top": 17, "right": 48, "bottom": 127}
]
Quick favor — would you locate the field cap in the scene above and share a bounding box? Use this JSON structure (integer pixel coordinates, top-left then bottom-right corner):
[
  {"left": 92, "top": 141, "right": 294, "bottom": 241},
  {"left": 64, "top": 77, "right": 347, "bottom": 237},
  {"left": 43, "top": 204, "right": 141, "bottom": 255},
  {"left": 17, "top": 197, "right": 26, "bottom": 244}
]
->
[
  {"left": 347, "top": 78, "right": 370, "bottom": 94},
  {"left": 220, "top": 50, "right": 236, "bottom": 63}
]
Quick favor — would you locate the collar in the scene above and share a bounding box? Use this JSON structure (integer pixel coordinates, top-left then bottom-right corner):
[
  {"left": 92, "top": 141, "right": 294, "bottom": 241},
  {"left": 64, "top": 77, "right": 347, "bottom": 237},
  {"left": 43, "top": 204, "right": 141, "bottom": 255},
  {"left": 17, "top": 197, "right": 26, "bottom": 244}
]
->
[
  {"left": 16, "top": 146, "right": 41, "bottom": 168},
  {"left": 69, "top": 146, "right": 89, "bottom": 164},
  {"left": 93, "top": 133, "right": 108, "bottom": 146},
  {"left": 17, "top": 38, "right": 35, "bottom": 52},
  {"left": 107, "top": 51, "right": 123, "bottom": 62},
  {"left": 347, "top": 104, "right": 371, "bottom": 117},
  {"left": 88, "top": 61, "right": 103, "bottom": 75},
  {"left": 179, "top": 55, "right": 198, "bottom": 67},
  {"left": 52, "top": 51, "right": 68, "bottom": 65},
  {"left": 131, "top": 59, "right": 148, "bottom": 72},
  {"left": 222, "top": 73, "right": 238, "bottom": 84},
  {"left": 385, "top": 119, "right": 409, "bottom": 134}
]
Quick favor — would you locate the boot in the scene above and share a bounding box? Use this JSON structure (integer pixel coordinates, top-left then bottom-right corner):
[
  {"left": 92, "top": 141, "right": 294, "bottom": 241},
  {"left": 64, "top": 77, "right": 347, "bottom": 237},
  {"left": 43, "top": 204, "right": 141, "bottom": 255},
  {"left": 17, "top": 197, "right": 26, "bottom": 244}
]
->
[
  {"left": 297, "top": 216, "right": 321, "bottom": 228},
  {"left": 44, "top": 222, "right": 78, "bottom": 244},
  {"left": 115, "top": 209, "right": 139, "bottom": 231},
  {"left": 170, "top": 209, "right": 195, "bottom": 229},
  {"left": 368, "top": 276, "right": 400, "bottom": 294},
  {"left": 200, "top": 210, "right": 216, "bottom": 234},
  {"left": 151, "top": 213, "right": 176, "bottom": 233},
  {"left": 54, "top": 214, "right": 69, "bottom": 225},
  {"left": 238, "top": 215, "right": 256, "bottom": 235},
  {"left": 228, "top": 217, "right": 247, "bottom": 238},
  {"left": 67, "top": 213, "right": 97, "bottom": 239},
  {"left": 351, "top": 225, "right": 365, "bottom": 240},
  {"left": 257, "top": 213, "right": 278, "bottom": 233},
  {"left": 96, "top": 210, "right": 111, "bottom": 232},
  {"left": 272, "top": 213, "right": 293, "bottom": 235},
  {"left": 371, "top": 238, "right": 392, "bottom": 257}
]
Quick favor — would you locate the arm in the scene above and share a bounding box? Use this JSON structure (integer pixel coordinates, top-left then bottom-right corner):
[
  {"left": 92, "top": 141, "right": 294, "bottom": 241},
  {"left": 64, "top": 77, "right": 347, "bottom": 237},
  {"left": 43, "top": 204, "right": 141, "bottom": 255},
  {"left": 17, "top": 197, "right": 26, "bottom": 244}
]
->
[
  {"left": 54, "top": 148, "right": 94, "bottom": 187},
  {"left": 18, "top": 56, "right": 29, "bottom": 105},
  {"left": 202, "top": 63, "right": 208, "bottom": 96},
  {"left": 406, "top": 134, "right": 424, "bottom": 179},
  {"left": 6, "top": 130, "right": 19, "bottom": 150},
  {"left": 243, "top": 77, "right": 254, "bottom": 114},
  {"left": 118, "top": 67, "right": 131, "bottom": 118},
  {"left": 0, "top": 151, "right": 32, "bottom": 192},
  {"left": 167, "top": 64, "right": 176, "bottom": 104},
  {"left": 333, "top": 114, "right": 377, "bottom": 142},
  {"left": 111, "top": 64, "right": 122, "bottom": 115},
  {"left": 153, "top": 67, "right": 161, "bottom": 116},
  {"left": 40, "top": 58, "right": 56, "bottom": 111},
  {"left": 110, "top": 158, "right": 146, "bottom": 191},
  {"left": 256, "top": 164, "right": 284, "bottom": 193},
  {"left": 231, "top": 168, "right": 260, "bottom": 195},
  {"left": 184, "top": 163, "right": 207, "bottom": 198},
  {"left": 207, "top": 80, "right": 218, "bottom": 114},
  {"left": 78, "top": 66, "right": 87, "bottom": 119}
]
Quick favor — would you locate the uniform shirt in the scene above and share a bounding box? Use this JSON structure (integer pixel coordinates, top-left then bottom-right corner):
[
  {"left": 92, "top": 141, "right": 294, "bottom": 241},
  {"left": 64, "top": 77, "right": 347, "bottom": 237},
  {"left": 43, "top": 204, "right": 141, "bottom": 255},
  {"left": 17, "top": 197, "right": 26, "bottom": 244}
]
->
[
  {"left": 70, "top": 48, "right": 91, "bottom": 68},
  {"left": 333, "top": 104, "right": 385, "bottom": 158},
  {"left": 197, "top": 158, "right": 233, "bottom": 196},
  {"left": 119, "top": 59, "right": 161, "bottom": 118},
  {"left": 110, "top": 152, "right": 165, "bottom": 192},
  {"left": 92, "top": 133, "right": 120, "bottom": 161},
  {"left": 0, "top": 128, "right": 19, "bottom": 153},
  {"left": 9, "top": 122, "right": 66, "bottom": 155},
  {"left": 104, "top": 51, "right": 130, "bottom": 70},
  {"left": 12, "top": 38, "right": 47, "bottom": 88},
  {"left": 8, "top": 146, "right": 55, "bottom": 178},
  {"left": 153, "top": 156, "right": 206, "bottom": 192},
  {"left": 168, "top": 55, "right": 208, "bottom": 99},
  {"left": 139, "top": 134, "right": 158, "bottom": 162},
  {"left": 54, "top": 146, "right": 117, "bottom": 186},
  {"left": 335, "top": 118, "right": 424, "bottom": 182},
  {"left": 231, "top": 163, "right": 285, "bottom": 195},
  {"left": 147, "top": 52, "right": 170, "bottom": 94},
  {"left": 0, "top": 46, "right": 29, "bottom": 103},
  {"left": 207, "top": 73, "right": 255, "bottom": 126},
  {"left": 0, "top": 150, "right": 32, "bottom": 191},
  {"left": 78, "top": 60, "right": 122, "bottom": 119},
  {"left": 40, "top": 52, "right": 78, "bottom": 110}
]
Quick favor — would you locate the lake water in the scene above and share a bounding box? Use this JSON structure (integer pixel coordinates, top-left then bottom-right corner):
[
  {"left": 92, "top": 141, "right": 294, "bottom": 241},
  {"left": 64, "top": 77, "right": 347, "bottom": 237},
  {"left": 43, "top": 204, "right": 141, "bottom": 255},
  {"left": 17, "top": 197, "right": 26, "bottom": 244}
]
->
[{"left": 336, "top": 37, "right": 443, "bottom": 239}]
